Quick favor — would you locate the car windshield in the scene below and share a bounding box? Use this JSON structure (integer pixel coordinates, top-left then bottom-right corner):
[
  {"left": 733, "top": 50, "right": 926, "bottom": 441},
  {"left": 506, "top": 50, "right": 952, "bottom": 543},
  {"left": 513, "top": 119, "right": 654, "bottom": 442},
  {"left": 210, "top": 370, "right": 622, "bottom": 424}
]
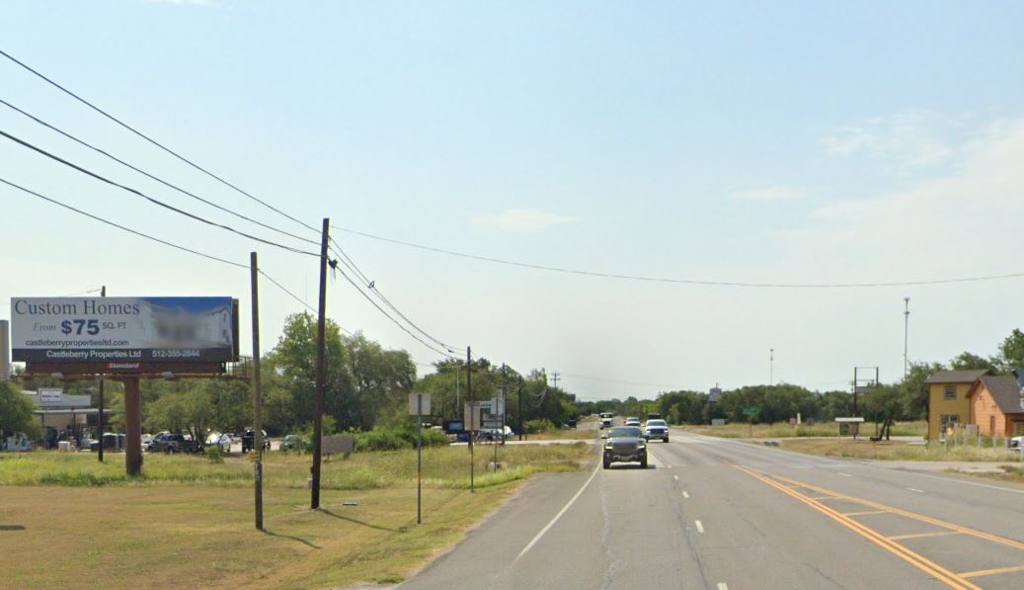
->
[
  {"left": 646, "top": 420, "right": 667, "bottom": 427},
  {"left": 608, "top": 427, "right": 642, "bottom": 439}
]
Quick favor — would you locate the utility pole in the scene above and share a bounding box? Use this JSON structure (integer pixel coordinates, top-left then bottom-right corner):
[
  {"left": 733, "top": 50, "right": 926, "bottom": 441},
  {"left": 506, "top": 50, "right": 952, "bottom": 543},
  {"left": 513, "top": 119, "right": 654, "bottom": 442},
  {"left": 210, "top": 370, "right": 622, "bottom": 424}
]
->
[
  {"left": 904, "top": 297, "right": 910, "bottom": 379},
  {"left": 250, "top": 252, "right": 264, "bottom": 530},
  {"left": 97, "top": 285, "right": 106, "bottom": 463},
  {"left": 518, "top": 376, "right": 524, "bottom": 442},
  {"left": 551, "top": 372, "right": 560, "bottom": 390},
  {"left": 455, "top": 363, "right": 460, "bottom": 416},
  {"left": 769, "top": 349, "right": 774, "bottom": 386},
  {"left": 467, "top": 346, "right": 474, "bottom": 493},
  {"left": 501, "top": 363, "right": 507, "bottom": 447},
  {"left": 311, "top": 218, "right": 330, "bottom": 510}
]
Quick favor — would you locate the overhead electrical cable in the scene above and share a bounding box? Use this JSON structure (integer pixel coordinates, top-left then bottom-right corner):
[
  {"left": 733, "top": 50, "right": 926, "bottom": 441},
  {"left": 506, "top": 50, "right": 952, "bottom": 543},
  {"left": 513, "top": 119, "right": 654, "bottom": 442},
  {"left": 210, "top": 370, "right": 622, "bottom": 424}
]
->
[
  {"left": 1, "top": 177, "right": 247, "bottom": 269},
  {"left": 331, "top": 225, "right": 1024, "bottom": 289},
  {"left": 0, "top": 128, "right": 319, "bottom": 257},
  {"left": 328, "top": 241, "right": 461, "bottom": 353},
  {"left": 332, "top": 265, "right": 457, "bottom": 359},
  {"left": 0, "top": 97, "right": 319, "bottom": 247},
  {"left": 0, "top": 47, "right": 320, "bottom": 236}
]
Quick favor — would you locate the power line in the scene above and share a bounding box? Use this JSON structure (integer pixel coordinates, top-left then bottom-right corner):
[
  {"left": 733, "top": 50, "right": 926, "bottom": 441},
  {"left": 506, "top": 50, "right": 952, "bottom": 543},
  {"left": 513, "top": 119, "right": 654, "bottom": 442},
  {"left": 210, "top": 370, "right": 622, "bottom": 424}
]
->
[
  {"left": 0, "top": 97, "right": 320, "bottom": 248},
  {"left": 332, "top": 225, "right": 1024, "bottom": 289},
  {"left": 0, "top": 128, "right": 319, "bottom": 257},
  {"left": 1, "top": 176, "right": 247, "bottom": 269},
  {"left": 560, "top": 372, "right": 678, "bottom": 389},
  {"left": 329, "top": 241, "right": 460, "bottom": 353},
  {"left": 0, "top": 47, "right": 320, "bottom": 236},
  {"left": 332, "top": 265, "right": 457, "bottom": 359}
]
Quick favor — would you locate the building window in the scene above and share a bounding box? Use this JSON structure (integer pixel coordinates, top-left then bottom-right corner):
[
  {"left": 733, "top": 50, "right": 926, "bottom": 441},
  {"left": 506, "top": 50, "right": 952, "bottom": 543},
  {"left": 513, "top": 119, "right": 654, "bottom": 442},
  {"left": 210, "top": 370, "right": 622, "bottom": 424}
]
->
[
  {"left": 940, "top": 414, "right": 960, "bottom": 426},
  {"left": 944, "top": 387, "right": 956, "bottom": 401}
]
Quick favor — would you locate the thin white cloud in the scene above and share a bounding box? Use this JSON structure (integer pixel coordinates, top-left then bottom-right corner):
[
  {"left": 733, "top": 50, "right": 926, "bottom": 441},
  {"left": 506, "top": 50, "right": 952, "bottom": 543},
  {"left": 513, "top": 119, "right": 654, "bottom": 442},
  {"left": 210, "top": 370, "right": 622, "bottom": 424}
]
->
[
  {"left": 786, "top": 117, "right": 1024, "bottom": 280},
  {"left": 820, "top": 109, "right": 964, "bottom": 170},
  {"left": 476, "top": 208, "right": 579, "bottom": 231},
  {"left": 732, "top": 185, "right": 806, "bottom": 202}
]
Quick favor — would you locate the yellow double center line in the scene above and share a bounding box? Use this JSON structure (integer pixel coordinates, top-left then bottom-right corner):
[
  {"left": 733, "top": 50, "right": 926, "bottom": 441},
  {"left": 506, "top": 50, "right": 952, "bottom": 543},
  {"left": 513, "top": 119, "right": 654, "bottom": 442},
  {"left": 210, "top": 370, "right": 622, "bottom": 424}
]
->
[{"left": 734, "top": 465, "right": 981, "bottom": 590}]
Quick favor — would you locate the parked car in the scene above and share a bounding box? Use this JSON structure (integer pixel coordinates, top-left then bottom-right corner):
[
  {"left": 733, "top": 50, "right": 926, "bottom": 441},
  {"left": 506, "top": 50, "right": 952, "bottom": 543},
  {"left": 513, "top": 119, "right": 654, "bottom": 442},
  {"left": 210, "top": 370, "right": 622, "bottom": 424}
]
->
[
  {"left": 3, "top": 432, "right": 32, "bottom": 452},
  {"left": 1010, "top": 435, "right": 1023, "bottom": 449},
  {"left": 241, "top": 429, "right": 270, "bottom": 453},
  {"left": 279, "top": 434, "right": 305, "bottom": 452},
  {"left": 602, "top": 426, "right": 647, "bottom": 469},
  {"left": 643, "top": 419, "right": 670, "bottom": 443},
  {"left": 148, "top": 432, "right": 200, "bottom": 454},
  {"left": 205, "top": 432, "right": 233, "bottom": 453}
]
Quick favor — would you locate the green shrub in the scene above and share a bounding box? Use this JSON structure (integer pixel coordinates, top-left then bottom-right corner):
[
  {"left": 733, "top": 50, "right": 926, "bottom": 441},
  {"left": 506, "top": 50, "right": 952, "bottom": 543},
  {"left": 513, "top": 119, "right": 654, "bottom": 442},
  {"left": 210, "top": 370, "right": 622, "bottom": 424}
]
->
[
  {"left": 524, "top": 419, "right": 555, "bottom": 435},
  {"left": 352, "top": 426, "right": 450, "bottom": 452},
  {"left": 205, "top": 446, "right": 224, "bottom": 464}
]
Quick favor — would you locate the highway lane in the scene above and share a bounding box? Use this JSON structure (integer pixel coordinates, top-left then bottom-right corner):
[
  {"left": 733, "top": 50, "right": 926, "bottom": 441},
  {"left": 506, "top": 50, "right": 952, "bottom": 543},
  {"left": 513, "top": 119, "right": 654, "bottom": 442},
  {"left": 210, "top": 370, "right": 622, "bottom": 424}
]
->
[{"left": 399, "top": 430, "right": 1024, "bottom": 589}]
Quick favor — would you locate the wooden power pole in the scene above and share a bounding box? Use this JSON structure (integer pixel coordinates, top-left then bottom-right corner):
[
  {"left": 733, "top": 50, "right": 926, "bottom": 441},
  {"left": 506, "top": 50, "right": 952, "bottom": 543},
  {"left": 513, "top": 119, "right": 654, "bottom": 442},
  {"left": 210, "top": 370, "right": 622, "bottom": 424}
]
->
[
  {"left": 311, "top": 218, "right": 330, "bottom": 510},
  {"left": 250, "top": 252, "right": 264, "bottom": 529}
]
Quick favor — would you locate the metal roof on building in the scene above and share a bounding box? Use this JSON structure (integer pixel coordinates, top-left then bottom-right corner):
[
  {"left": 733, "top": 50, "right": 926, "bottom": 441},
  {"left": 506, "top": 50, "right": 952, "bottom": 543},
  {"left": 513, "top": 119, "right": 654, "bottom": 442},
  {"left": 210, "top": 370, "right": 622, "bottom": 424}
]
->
[{"left": 923, "top": 369, "right": 989, "bottom": 385}]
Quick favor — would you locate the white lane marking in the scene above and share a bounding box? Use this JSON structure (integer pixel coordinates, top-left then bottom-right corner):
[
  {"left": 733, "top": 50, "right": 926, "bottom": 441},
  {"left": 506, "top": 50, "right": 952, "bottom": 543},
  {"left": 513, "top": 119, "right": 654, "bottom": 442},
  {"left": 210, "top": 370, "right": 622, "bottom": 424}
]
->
[
  {"left": 717, "top": 584, "right": 729, "bottom": 590},
  {"left": 515, "top": 464, "right": 600, "bottom": 561},
  {"left": 695, "top": 520, "right": 705, "bottom": 533},
  {"left": 906, "top": 471, "right": 1024, "bottom": 496},
  {"left": 838, "top": 472, "right": 853, "bottom": 477},
  {"left": 683, "top": 491, "right": 690, "bottom": 499},
  {"left": 667, "top": 464, "right": 673, "bottom": 468},
  {"left": 906, "top": 487, "right": 925, "bottom": 494},
  {"left": 673, "top": 475, "right": 679, "bottom": 481}
]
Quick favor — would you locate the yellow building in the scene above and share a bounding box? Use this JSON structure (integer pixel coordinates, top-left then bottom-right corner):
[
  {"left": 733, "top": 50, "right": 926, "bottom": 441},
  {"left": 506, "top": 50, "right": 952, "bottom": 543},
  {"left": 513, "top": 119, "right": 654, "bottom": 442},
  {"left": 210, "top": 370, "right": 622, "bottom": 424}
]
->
[{"left": 925, "top": 369, "right": 989, "bottom": 442}]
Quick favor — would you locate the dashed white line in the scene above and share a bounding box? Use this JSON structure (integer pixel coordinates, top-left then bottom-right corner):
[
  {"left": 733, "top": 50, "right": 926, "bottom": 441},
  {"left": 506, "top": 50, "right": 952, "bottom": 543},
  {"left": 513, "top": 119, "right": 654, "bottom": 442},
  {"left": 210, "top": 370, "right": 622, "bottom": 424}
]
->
[
  {"left": 717, "top": 584, "right": 729, "bottom": 590},
  {"left": 695, "top": 520, "right": 705, "bottom": 533},
  {"left": 906, "top": 487, "right": 925, "bottom": 494},
  {"left": 683, "top": 491, "right": 690, "bottom": 499},
  {"left": 673, "top": 475, "right": 679, "bottom": 481},
  {"left": 838, "top": 472, "right": 853, "bottom": 477},
  {"left": 666, "top": 464, "right": 673, "bottom": 468}
]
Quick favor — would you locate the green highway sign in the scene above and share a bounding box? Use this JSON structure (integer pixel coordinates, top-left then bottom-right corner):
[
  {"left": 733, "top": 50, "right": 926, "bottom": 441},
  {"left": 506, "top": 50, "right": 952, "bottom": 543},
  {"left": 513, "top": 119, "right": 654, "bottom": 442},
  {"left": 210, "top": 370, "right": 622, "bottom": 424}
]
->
[{"left": 742, "top": 407, "right": 759, "bottom": 416}]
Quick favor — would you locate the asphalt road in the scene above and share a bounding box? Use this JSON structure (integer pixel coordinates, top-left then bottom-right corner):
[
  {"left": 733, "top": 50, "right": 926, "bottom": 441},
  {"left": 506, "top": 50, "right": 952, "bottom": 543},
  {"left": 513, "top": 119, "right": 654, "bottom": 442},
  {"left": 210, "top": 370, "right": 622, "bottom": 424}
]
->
[{"left": 399, "top": 429, "right": 1024, "bottom": 590}]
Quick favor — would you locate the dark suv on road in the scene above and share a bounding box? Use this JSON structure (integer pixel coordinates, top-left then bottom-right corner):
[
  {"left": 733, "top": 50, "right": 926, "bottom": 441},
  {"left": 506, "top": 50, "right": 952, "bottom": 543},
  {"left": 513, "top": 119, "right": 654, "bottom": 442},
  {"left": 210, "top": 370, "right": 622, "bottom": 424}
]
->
[{"left": 602, "top": 426, "right": 647, "bottom": 469}]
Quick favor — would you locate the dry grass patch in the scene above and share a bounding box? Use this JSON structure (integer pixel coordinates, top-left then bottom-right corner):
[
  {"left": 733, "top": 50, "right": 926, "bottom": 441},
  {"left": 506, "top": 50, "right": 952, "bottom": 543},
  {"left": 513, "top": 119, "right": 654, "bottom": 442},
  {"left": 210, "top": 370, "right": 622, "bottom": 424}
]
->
[
  {"left": 767, "top": 438, "right": 1023, "bottom": 462},
  {"left": 677, "top": 421, "right": 927, "bottom": 439},
  {"left": 0, "top": 443, "right": 593, "bottom": 588}
]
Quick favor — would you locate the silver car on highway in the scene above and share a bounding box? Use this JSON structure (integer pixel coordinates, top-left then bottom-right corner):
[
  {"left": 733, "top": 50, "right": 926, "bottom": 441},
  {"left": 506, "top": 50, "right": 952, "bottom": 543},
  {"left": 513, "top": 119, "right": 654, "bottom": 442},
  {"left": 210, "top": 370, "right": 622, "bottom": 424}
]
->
[{"left": 602, "top": 426, "right": 647, "bottom": 469}]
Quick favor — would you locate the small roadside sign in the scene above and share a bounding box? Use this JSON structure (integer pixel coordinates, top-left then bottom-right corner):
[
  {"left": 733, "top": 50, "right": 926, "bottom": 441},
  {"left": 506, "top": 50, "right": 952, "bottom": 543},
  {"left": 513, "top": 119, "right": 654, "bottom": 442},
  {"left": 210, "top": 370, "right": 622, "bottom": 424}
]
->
[
  {"left": 39, "top": 388, "right": 63, "bottom": 405},
  {"left": 742, "top": 407, "right": 759, "bottom": 416},
  {"left": 408, "top": 393, "right": 431, "bottom": 416}
]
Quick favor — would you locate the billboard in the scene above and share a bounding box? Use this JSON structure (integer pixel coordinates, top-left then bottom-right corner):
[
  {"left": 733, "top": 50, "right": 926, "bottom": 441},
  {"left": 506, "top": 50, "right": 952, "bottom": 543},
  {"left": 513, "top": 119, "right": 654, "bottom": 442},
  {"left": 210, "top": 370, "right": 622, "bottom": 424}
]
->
[{"left": 11, "top": 297, "right": 238, "bottom": 364}]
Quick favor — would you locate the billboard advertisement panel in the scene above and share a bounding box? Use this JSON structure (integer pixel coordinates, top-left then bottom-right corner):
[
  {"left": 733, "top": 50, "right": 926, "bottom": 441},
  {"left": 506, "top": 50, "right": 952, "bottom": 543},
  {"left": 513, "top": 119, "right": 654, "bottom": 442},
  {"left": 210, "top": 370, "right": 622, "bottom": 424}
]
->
[{"left": 11, "top": 297, "right": 238, "bottom": 364}]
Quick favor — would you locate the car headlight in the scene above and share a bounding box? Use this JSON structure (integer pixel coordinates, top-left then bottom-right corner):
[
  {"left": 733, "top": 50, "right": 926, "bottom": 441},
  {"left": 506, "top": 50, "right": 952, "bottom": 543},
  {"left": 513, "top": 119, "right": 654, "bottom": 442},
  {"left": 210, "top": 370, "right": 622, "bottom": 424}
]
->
[
  {"left": 638, "top": 443, "right": 646, "bottom": 450},
  {"left": 604, "top": 443, "right": 613, "bottom": 450}
]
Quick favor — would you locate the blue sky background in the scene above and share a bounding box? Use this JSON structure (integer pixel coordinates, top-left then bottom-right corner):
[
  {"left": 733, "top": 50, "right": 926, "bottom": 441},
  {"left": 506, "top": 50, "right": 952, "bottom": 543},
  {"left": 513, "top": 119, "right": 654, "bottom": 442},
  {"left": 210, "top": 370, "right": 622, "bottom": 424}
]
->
[{"left": 3, "top": 1, "right": 1024, "bottom": 398}]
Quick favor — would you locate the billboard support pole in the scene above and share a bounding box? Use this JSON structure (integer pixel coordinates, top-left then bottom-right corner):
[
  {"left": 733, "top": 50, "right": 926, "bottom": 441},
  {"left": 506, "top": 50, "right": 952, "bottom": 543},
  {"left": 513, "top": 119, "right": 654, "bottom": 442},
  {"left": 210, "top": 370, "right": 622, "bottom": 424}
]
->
[
  {"left": 250, "top": 252, "right": 264, "bottom": 530},
  {"left": 97, "top": 285, "right": 106, "bottom": 462},
  {"left": 311, "top": 218, "right": 330, "bottom": 510},
  {"left": 124, "top": 376, "right": 142, "bottom": 476}
]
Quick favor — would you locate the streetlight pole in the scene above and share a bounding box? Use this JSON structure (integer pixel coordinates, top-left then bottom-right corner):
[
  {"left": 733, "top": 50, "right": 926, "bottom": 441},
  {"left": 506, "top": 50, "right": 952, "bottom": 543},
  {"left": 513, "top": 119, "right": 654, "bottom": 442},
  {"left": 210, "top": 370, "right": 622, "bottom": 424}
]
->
[
  {"left": 904, "top": 297, "right": 910, "bottom": 379},
  {"left": 770, "top": 349, "right": 774, "bottom": 386}
]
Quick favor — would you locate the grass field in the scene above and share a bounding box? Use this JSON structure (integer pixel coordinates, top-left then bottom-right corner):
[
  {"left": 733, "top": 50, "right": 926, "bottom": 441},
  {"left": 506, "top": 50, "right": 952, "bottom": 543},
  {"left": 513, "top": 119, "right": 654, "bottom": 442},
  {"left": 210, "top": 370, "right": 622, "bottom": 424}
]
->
[
  {"left": 676, "top": 420, "right": 927, "bottom": 439},
  {"left": 0, "top": 444, "right": 592, "bottom": 588},
  {"left": 766, "top": 438, "right": 1024, "bottom": 462}
]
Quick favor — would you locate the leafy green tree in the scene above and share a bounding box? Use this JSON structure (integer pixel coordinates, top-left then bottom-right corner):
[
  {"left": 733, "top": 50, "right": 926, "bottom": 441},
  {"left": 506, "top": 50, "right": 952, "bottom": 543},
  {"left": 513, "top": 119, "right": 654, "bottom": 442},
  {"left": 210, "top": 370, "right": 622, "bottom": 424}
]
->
[
  {"left": 950, "top": 352, "right": 998, "bottom": 373},
  {"left": 0, "top": 381, "right": 39, "bottom": 439},
  {"left": 997, "top": 329, "right": 1024, "bottom": 372}
]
